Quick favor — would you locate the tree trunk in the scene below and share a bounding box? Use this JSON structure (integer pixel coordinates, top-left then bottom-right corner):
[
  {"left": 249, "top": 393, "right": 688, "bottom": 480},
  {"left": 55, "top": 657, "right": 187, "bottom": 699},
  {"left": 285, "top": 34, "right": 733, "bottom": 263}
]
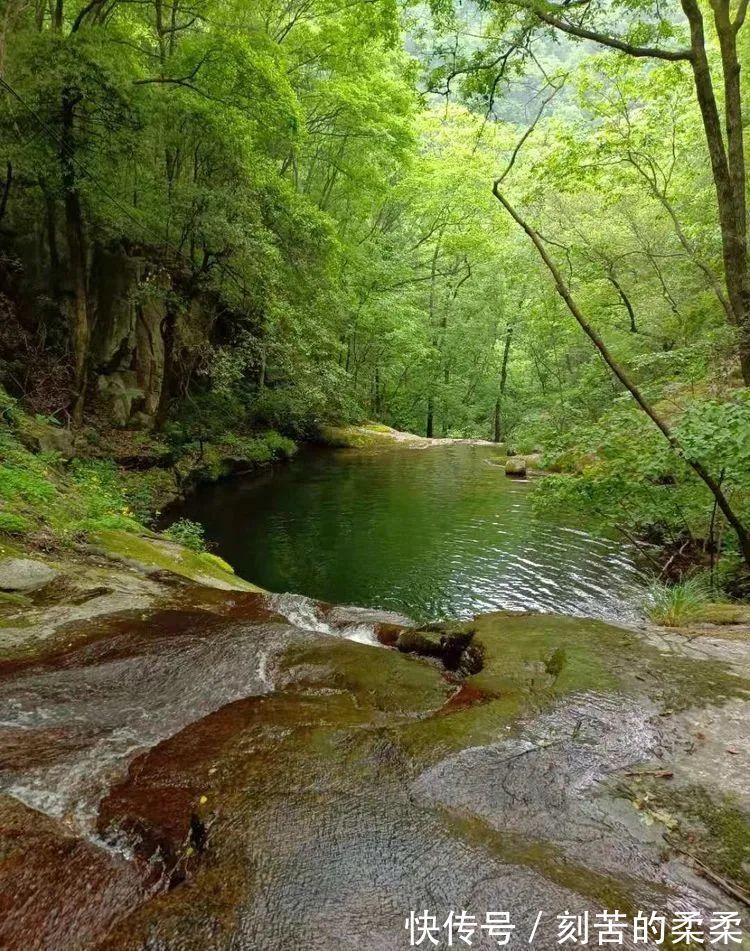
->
[
  {"left": 61, "top": 88, "right": 89, "bottom": 425},
  {"left": 0, "top": 161, "right": 11, "bottom": 223},
  {"left": 494, "top": 183, "right": 750, "bottom": 567},
  {"left": 155, "top": 300, "right": 178, "bottom": 432},
  {"left": 426, "top": 396, "right": 434, "bottom": 438},
  {"left": 680, "top": 0, "right": 750, "bottom": 381},
  {"left": 258, "top": 344, "right": 267, "bottom": 392},
  {"left": 373, "top": 367, "right": 382, "bottom": 418},
  {"left": 494, "top": 322, "right": 513, "bottom": 441},
  {"left": 493, "top": 398, "right": 501, "bottom": 443}
]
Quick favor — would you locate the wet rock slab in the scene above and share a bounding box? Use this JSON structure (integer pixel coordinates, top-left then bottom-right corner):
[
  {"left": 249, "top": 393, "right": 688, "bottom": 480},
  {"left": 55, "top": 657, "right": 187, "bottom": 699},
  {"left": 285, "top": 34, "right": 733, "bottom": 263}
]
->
[{"left": 0, "top": 602, "right": 748, "bottom": 949}]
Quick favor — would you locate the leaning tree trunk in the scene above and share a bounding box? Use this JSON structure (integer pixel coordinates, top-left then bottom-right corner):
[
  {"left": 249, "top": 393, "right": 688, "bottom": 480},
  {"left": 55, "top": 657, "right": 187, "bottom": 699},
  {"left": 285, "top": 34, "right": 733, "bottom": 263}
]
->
[{"left": 494, "top": 183, "right": 750, "bottom": 568}]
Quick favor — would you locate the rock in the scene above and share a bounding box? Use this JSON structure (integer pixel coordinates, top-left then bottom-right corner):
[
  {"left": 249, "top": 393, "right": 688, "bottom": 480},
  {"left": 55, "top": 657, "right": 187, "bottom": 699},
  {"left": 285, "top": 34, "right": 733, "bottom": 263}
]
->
[
  {"left": 396, "top": 621, "right": 479, "bottom": 672},
  {"left": 505, "top": 456, "right": 527, "bottom": 477},
  {"left": 524, "top": 452, "right": 543, "bottom": 470},
  {"left": 96, "top": 371, "right": 144, "bottom": 427},
  {"left": 37, "top": 427, "right": 75, "bottom": 459},
  {"left": 0, "top": 558, "right": 59, "bottom": 592}
]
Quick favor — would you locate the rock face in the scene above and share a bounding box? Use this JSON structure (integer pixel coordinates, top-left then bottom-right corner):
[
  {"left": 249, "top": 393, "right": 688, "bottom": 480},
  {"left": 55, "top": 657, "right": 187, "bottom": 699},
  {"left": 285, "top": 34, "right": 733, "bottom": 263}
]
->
[
  {"left": 397, "top": 621, "right": 483, "bottom": 673},
  {"left": 505, "top": 455, "right": 527, "bottom": 477},
  {"left": 96, "top": 370, "right": 145, "bottom": 428},
  {"left": 29, "top": 425, "right": 75, "bottom": 459},
  {"left": 0, "top": 558, "right": 58, "bottom": 592},
  {"left": 88, "top": 248, "right": 167, "bottom": 428},
  {"left": 1, "top": 589, "right": 749, "bottom": 949}
]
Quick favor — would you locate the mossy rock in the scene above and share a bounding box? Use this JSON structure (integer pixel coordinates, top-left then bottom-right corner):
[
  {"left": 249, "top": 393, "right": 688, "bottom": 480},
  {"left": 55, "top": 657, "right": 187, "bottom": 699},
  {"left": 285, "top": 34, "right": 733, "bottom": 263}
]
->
[
  {"left": 316, "top": 423, "right": 422, "bottom": 449},
  {"left": 505, "top": 456, "right": 527, "bottom": 477},
  {"left": 0, "top": 589, "right": 32, "bottom": 610},
  {"left": 397, "top": 622, "right": 478, "bottom": 672},
  {"left": 316, "top": 425, "right": 386, "bottom": 449},
  {"left": 628, "top": 781, "right": 750, "bottom": 894},
  {"left": 88, "top": 529, "right": 263, "bottom": 592}
]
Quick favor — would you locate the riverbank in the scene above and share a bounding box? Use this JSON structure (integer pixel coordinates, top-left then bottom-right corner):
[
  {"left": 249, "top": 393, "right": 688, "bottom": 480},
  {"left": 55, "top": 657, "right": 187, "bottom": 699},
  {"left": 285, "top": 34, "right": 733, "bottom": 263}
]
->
[
  {"left": 317, "top": 421, "right": 505, "bottom": 450},
  {"left": 2, "top": 396, "right": 750, "bottom": 945},
  {"left": 0, "top": 534, "right": 748, "bottom": 948}
]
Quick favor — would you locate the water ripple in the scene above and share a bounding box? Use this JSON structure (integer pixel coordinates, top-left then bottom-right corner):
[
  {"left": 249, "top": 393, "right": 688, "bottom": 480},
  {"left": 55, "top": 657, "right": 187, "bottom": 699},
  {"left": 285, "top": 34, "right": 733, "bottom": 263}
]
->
[{"left": 169, "top": 445, "right": 647, "bottom": 626}]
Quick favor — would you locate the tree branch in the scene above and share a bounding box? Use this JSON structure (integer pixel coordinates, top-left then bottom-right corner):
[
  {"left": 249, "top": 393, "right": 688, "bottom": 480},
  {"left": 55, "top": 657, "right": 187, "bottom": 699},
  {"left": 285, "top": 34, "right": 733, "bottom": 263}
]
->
[
  {"left": 508, "top": 0, "right": 693, "bottom": 60},
  {"left": 71, "top": 0, "right": 107, "bottom": 32},
  {"left": 734, "top": 0, "right": 749, "bottom": 30},
  {"left": 492, "top": 182, "right": 750, "bottom": 565}
]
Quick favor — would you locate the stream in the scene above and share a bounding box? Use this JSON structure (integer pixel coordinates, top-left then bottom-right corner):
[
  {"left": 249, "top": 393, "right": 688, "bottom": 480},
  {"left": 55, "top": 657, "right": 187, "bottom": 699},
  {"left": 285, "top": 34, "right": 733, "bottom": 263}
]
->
[{"left": 1, "top": 444, "right": 747, "bottom": 949}]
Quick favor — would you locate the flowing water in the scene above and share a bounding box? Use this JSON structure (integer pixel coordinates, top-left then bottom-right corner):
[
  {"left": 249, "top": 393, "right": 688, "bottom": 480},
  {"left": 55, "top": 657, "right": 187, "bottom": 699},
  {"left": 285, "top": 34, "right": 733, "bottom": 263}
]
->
[
  {"left": 169, "top": 444, "right": 646, "bottom": 624},
  {"left": 2, "top": 445, "right": 741, "bottom": 950}
]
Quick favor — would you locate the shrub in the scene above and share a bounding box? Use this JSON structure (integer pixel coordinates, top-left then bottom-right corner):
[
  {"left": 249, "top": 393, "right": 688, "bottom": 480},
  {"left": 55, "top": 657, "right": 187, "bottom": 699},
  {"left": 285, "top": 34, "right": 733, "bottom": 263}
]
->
[
  {"left": 262, "top": 430, "right": 297, "bottom": 458},
  {"left": 122, "top": 468, "right": 178, "bottom": 523},
  {"left": 164, "top": 518, "right": 207, "bottom": 552}
]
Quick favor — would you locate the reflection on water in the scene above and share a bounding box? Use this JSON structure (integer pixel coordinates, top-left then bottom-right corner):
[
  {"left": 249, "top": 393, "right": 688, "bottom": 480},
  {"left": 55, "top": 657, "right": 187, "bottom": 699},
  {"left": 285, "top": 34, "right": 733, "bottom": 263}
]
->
[{"left": 169, "top": 445, "right": 646, "bottom": 624}]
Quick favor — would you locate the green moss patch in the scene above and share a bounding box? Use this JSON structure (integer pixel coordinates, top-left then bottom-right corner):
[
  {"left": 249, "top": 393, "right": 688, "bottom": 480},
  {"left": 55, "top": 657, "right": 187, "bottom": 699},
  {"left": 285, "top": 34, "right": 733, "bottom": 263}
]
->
[
  {"left": 316, "top": 423, "right": 420, "bottom": 449},
  {"left": 393, "top": 611, "right": 750, "bottom": 765},
  {"left": 89, "top": 529, "right": 262, "bottom": 592},
  {"left": 626, "top": 780, "right": 750, "bottom": 895},
  {"left": 696, "top": 603, "right": 750, "bottom": 626}
]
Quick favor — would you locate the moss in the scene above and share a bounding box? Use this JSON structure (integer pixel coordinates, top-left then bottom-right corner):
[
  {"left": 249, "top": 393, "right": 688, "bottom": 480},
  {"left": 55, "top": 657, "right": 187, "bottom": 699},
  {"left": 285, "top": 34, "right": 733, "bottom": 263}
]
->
[
  {"left": 695, "top": 602, "right": 750, "bottom": 625},
  {"left": 0, "top": 614, "right": 35, "bottom": 629},
  {"left": 316, "top": 424, "right": 386, "bottom": 448},
  {"left": 0, "top": 512, "right": 33, "bottom": 536},
  {"left": 467, "top": 612, "right": 622, "bottom": 697},
  {"left": 363, "top": 422, "right": 394, "bottom": 434},
  {"left": 89, "top": 529, "right": 263, "bottom": 592},
  {"left": 628, "top": 781, "right": 750, "bottom": 892},
  {"left": 394, "top": 611, "right": 750, "bottom": 765},
  {"left": 440, "top": 808, "right": 669, "bottom": 918},
  {"left": 315, "top": 423, "right": 421, "bottom": 449},
  {"left": 0, "top": 590, "right": 32, "bottom": 609},
  {"left": 199, "top": 551, "right": 235, "bottom": 574},
  {"left": 392, "top": 613, "right": 626, "bottom": 764},
  {"left": 279, "top": 637, "right": 451, "bottom": 716}
]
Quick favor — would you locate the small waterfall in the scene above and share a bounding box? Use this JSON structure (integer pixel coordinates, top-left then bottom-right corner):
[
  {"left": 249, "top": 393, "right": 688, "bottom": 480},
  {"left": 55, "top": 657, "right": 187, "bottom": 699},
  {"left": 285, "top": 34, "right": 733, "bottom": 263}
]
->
[{"left": 268, "top": 592, "right": 388, "bottom": 646}]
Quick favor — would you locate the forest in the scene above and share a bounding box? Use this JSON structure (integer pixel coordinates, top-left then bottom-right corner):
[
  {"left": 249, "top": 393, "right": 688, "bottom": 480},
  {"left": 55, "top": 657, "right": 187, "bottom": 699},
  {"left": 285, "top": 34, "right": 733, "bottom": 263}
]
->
[
  {"left": 3, "top": 1, "right": 750, "bottom": 944},
  {"left": 1, "top": 0, "right": 750, "bottom": 604}
]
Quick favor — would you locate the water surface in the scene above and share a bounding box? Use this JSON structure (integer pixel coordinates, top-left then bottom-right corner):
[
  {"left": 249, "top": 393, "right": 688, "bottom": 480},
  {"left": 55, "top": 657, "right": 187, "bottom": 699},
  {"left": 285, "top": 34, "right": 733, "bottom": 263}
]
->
[{"left": 171, "top": 445, "right": 645, "bottom": 624}]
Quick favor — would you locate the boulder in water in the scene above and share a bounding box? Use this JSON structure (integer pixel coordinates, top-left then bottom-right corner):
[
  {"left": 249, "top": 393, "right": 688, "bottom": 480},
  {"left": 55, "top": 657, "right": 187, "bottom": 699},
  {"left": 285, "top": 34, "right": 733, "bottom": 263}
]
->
[
  {"left": 396, "top": 621, "right": 480, "bottom": 672},
  {"left": 505, "top": 456, "right": 527, "bottom": 477}
]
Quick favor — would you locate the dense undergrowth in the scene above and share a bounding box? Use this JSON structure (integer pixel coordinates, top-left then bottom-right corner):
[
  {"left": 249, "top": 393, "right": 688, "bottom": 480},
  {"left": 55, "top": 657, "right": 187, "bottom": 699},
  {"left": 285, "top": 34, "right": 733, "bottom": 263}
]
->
[
  {"left": 0, "top": 387, "right": 295, "bottom": 548},
  {"left": 530, "top": 392, "right": 750, "bottom": 603}
]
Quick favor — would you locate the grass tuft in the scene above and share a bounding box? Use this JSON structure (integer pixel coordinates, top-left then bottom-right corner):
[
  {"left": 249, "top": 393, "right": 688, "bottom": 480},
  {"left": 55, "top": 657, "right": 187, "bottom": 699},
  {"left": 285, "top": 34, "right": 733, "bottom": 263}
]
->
[{"left": 646, "top": 578, "right": 710, "bottom": 627}]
